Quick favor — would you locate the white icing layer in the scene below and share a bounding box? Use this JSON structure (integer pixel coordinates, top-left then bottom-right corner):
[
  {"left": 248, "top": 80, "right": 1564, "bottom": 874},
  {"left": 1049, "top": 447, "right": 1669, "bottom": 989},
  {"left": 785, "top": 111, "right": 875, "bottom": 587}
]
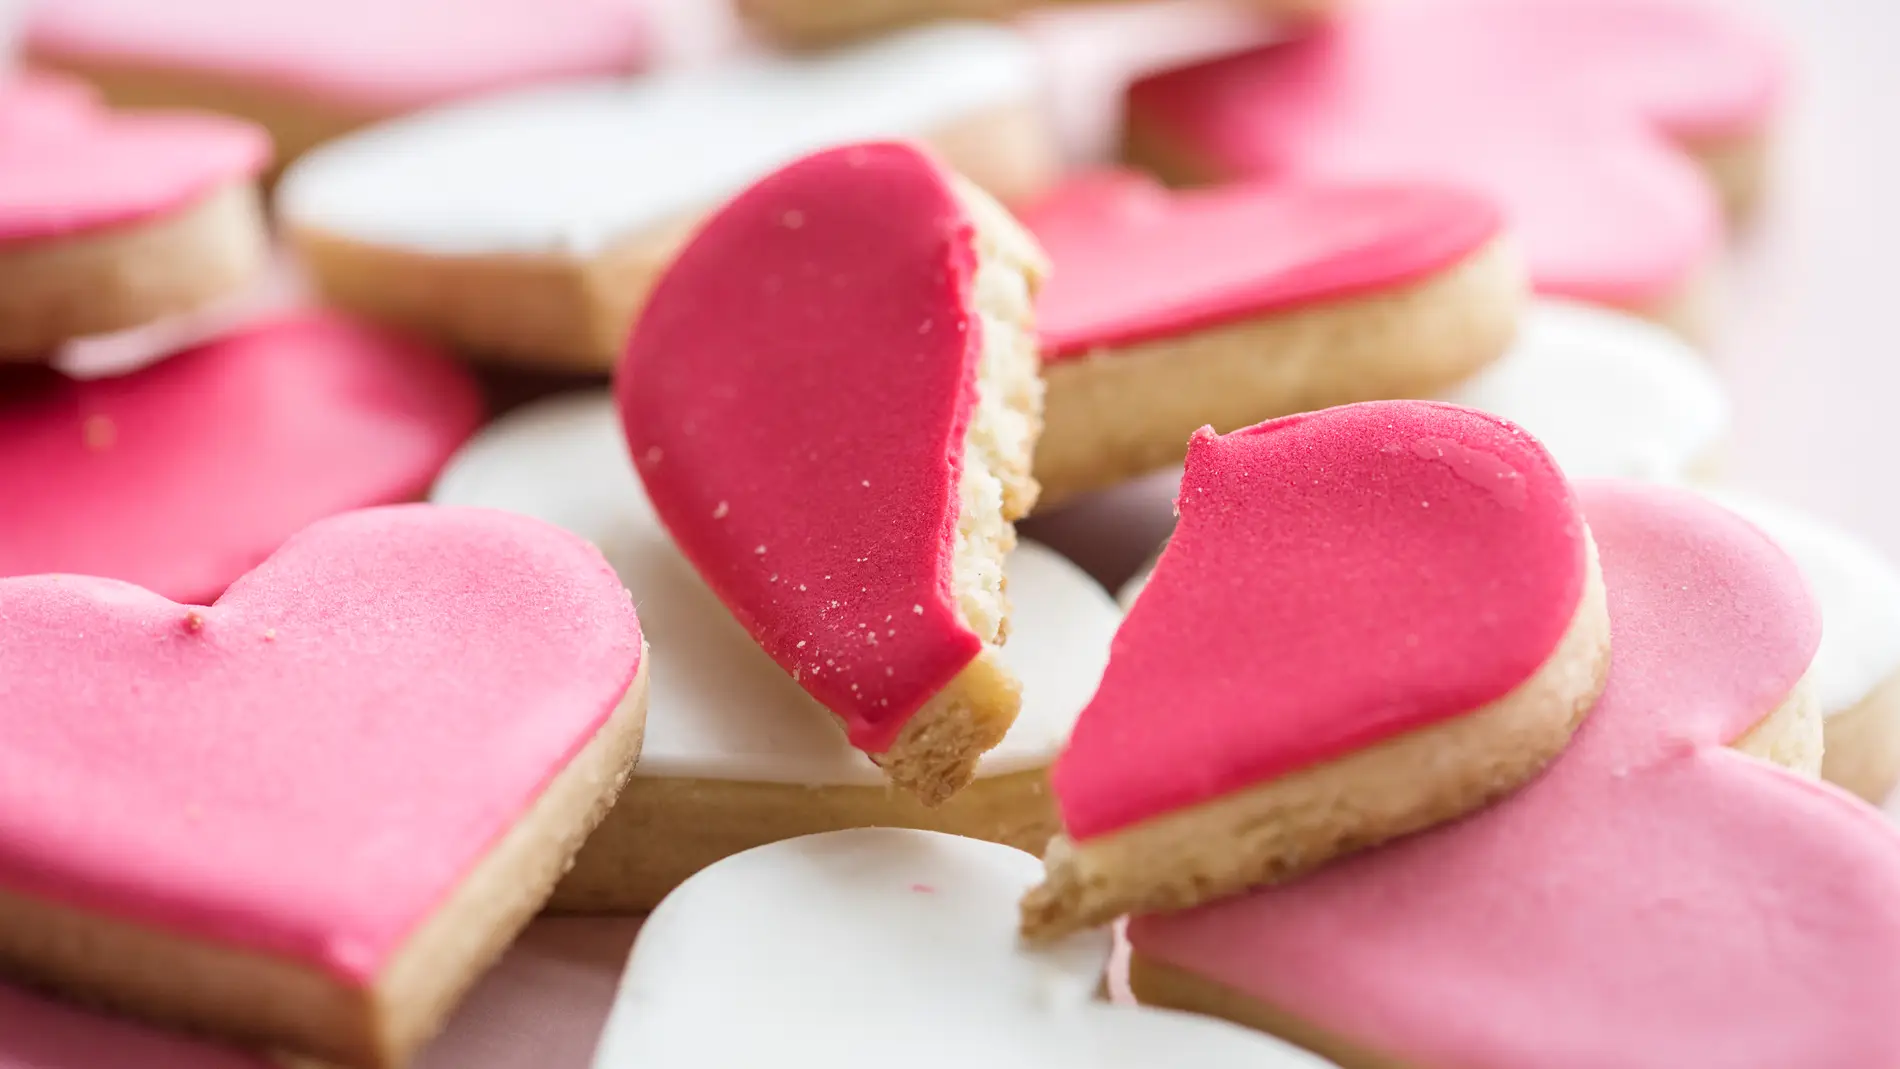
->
[
  {"left": 1445, "top": 299, "right": 1728, "bottom": 482},
  {"left": 278, "top": 22, "right": 1039, "bottom": 257},
  {"left": 592, "top": 829, "right": 1333, "bottom": 1068},
  {"left": 1707, "top": 492, "right": 1900, "bottom": 717},
  {"left": 431, "top": 392, "right": 1119, "bottom": 784}
]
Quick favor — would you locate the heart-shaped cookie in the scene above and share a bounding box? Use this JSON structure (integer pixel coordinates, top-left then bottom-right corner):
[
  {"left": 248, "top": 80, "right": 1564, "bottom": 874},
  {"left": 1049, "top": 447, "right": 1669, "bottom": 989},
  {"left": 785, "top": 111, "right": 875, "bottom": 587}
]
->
[
  {"left": 0, "top": 311, "right": 484, "bottom": 604},
  {"left": 1020, "top": 169, "right": 1523, "bottom": 503},
  {"left": 1709, "top": 491, "right": 1900, "bottom": 803},
  {"left": 0, "top": 74, "right": 269, "bottom": 353},
  {"left": 1125, "top": 482, "right": 1900, "bottom": 1069},
  {"left": 433, "top": 391, "right": 1124, "bottom": 910},
  {"left": 591, "top": 829, "right": 1334, "bottom": 1068},
  {"left": 0, "top": 505, "right": 649, "bottom": 1068},
  {"left": 25, "top": 0, "right": 652, "bottom": 165},
  {"left": 1126, "top": 0, "right": 1782, "bottom": 327},
  {"left": 1023, "top": 400, "right": 1611, "bottom": 939},
  {"left": 278, "top": 22, "right": 1056, "bottom": 369},
  {"left": 621, "top": 142, "right": 1047, "bottom": 807}
]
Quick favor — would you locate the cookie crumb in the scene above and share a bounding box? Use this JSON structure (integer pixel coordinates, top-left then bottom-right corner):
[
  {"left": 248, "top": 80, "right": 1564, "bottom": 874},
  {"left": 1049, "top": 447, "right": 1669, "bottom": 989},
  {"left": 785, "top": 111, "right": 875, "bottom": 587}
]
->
[
  {"left": 262, "top": 628, "right": 277, "bottom": 642},
  {"left": 82, "top": 414, "right": 116, "bottom": 451},
  {"left": 183, "top": 611, "right": 205, "bottom": 633},
  {"left": 912, "top": 604, "right": 924, "bottom": 615}
]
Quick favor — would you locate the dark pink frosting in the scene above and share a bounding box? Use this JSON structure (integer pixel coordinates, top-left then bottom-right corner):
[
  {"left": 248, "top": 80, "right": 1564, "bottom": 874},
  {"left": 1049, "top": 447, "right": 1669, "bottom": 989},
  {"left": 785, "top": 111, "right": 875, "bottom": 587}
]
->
[
  {"left": 1053, "top": 401, "right": 1587, "bottom": 839},
  {"left": 1021, "top": 170, "right": 1502, "bottom": 358},
  {"left": 621, "top": 142, "right": 990, "bottom": 755},
  {"left": 0, "top": 312, "right": 482, "bottom": 603}
]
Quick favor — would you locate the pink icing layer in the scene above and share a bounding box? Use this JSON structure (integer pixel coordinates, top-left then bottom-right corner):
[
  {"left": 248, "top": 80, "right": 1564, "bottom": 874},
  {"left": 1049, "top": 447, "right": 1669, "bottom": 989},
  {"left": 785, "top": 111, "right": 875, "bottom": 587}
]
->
[
  {"left": 0, "top": 74, "right": 268, "bottom": 242},
  {"left": 0, "top": 505, "right": 644, "bottom": 983},
  {"left": 1126, "top": 0, "right": 1782, "bottom": 305},
  {"left": 0, "top": 984, "right": 266, "bottom": 1069},
  {"left": 25, "top": 0, "right": 650, "bottom": 113},
  {"left": 0, "top": 311, "right": 483, "bottom": 605},
  {"left": 1052, "top": 401, "right": 1586, "bottom": 839},
  {"left": 1126, "top": 483, "right": 1900, "bottom": 1069},
  {"left": 620, "top": 142, "right": 986, "bottom": 756},
  {"left": 1020, "top": 170, "right": 1501, "bottom": 358}
]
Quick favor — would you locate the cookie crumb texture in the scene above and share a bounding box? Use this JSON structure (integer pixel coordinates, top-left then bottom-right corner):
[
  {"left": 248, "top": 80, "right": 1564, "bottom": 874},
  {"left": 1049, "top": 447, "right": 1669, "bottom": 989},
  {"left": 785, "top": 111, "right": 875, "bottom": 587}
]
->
[{"left": 622, "top": 142, "right": 1049, "bottom": 806}]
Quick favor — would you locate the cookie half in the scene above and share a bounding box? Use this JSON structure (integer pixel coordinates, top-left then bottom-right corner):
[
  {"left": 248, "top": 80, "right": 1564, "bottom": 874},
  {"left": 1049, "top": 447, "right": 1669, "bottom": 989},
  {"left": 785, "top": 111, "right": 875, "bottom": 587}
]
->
[
  {"left": 1022, "top": 400, "right": 1611, "bottom": 939},
  {"left": 622, "top": 142, "right": 1048, "bottom": 806}
]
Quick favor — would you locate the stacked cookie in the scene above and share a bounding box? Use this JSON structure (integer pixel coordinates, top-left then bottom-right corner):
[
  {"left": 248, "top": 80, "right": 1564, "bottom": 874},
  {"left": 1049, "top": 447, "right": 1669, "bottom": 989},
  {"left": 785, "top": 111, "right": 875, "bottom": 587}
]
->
[{"left": 5, "top": 0, "right": 1900, "bottom": 1067}]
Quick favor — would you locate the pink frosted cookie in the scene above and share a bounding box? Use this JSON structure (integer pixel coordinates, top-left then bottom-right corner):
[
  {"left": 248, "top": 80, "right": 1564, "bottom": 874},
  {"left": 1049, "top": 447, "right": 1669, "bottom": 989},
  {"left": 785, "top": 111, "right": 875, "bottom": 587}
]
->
[
  {"left": 1122, "top": 482, "right": 1900, "bottom": 1069},
  {"left": 23, "top": 0, "right": 650, "bottom": 165},
  {"left": 0, "top": 311, "right": 482, "bottom": 604},
  {"left": 1125, "top": 0, "right": 1783, "bottom": 329},
  {"left": 1020, "top": 169, "right": 1522, "bottom": 504},
  {"left": 0, "top": 505, "right": 649, "bottom": 1069},
  {"left": 0, "top": 74, "right": 269, "bottom": 354},
  {"left": 621, "top": 141, "right": 1047, "bottom": 807},
  {"left": 1021, "top": 400, "right": 1611, "bottom": 939}
]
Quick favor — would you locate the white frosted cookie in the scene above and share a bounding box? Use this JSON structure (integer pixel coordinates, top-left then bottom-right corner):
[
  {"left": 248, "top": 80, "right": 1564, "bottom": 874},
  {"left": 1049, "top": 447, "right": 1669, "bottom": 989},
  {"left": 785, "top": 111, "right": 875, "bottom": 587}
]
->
[
  {"left": 1708, "top": 491, "right": 1900, "bottom": 803},
  {"left": 431, "top": 392, "right": 1120, "bottom": 909},
  {"left": 592, "top": 829, "right": 1334, "bottom": 1068},
  {"left": 1445, "top": 299, "right": 1728, "bottom": 481},
  {"left": 279, "top": 22, "right": 1056, "bottom": 370}
]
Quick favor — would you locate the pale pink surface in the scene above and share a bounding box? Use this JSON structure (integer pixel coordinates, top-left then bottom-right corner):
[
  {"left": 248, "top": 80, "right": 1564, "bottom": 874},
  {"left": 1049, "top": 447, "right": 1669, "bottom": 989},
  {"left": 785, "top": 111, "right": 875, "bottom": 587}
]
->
[
  {"left": 0, "top": 506, "right": 644, "bottom": 982},
  {"left": 0, "top": 73, "right": 267, "bottom": 241},
  {"left": 24, "top": 0, "right": 651, "bottom": 112},
  {"left": 1128, "top": 483, "right": 1900, "bottom": 1069},
  {"left": 0, "top": 985, "right": 267, "bottom": 1068}
]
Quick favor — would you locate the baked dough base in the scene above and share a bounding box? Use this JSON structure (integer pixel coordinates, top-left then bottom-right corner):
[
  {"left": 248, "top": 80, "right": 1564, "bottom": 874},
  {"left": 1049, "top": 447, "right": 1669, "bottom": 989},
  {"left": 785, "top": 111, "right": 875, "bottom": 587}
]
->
[
  {"left": 0, "top": 182, "right": 266, "bottom": 356},
  {"left": 552, "top": 762, "right": 1059, "bottom": 913}
]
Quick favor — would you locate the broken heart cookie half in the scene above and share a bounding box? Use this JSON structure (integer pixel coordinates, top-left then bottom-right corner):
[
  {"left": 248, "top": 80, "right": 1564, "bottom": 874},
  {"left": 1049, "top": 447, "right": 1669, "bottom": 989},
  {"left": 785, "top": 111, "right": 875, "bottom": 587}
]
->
[
  {"left": 620, "top": 141, "right": 1047, "bottom": 807},
  {"left": 1023, "top": 400, "right": 1611, "bottom": 938}
]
